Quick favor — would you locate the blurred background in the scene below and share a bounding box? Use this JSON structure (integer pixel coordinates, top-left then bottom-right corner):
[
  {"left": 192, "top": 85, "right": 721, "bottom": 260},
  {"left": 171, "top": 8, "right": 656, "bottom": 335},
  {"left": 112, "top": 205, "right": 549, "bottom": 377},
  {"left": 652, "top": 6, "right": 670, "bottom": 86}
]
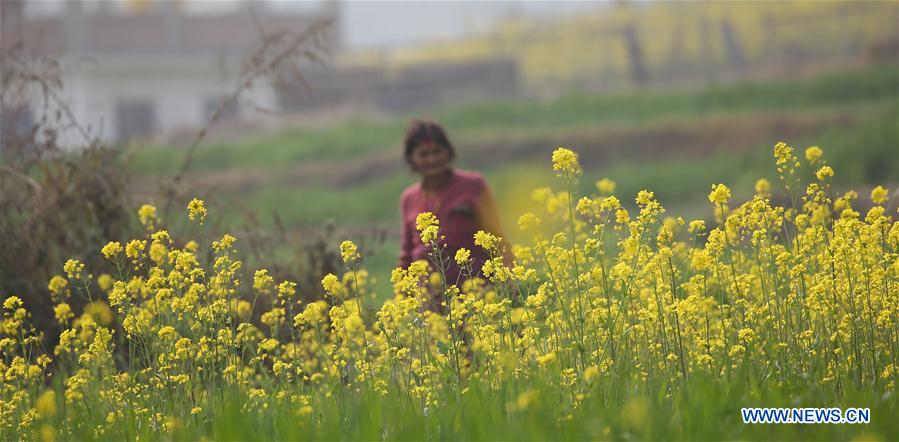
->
[{"left": 2, "top": 0, "right": 897, "bottom": 312}]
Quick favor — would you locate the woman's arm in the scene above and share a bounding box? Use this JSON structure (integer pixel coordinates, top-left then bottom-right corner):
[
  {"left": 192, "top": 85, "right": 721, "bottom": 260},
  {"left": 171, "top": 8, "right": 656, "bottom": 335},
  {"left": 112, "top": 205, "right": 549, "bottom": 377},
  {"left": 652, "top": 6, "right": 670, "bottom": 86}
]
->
[{"left": 398, "top": 198, "right": 413, "bottom": 269}]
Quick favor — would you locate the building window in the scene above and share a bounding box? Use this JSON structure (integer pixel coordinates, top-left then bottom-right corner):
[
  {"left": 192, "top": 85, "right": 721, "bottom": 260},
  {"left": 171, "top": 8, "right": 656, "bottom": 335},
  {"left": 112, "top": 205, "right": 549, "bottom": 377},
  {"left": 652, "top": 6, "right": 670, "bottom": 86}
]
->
[
  {"left": 0, "top": 104, "right": 33, "bottom": 148},
  {"left": 115, "top": 99, "right": 156, "bottom": 142}
]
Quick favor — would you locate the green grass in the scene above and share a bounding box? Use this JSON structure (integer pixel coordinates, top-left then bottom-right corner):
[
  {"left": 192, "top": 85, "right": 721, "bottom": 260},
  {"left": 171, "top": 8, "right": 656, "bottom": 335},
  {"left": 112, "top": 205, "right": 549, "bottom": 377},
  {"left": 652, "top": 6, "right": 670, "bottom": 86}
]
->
[
  {"left": 129, "top": 63, "right": 898, "bottom": 174},
  {"left": 61, "top": 375, "right": 897, "bottom": 440},
  {"left": 236, "top": 173, "right": 411, "bottom": 228},
  {"left": 438, "top": 63, "right": 898, "bottom": 136},
  {"left": 130, "top": 119, "right": 407, "bottom": 175}
]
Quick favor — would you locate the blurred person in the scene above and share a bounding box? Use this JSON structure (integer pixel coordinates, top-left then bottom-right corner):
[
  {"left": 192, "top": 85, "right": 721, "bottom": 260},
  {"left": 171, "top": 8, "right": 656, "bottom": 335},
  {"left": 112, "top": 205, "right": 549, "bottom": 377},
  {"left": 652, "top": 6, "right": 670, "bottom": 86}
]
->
[{"left": 398, "top": 119, "right": 511, "bottom": 300}]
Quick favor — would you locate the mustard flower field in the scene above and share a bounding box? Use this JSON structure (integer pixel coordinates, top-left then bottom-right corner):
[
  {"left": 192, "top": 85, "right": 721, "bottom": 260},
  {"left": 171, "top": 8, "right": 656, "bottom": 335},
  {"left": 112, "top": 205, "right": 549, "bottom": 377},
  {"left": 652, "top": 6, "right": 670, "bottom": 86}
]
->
[{"left": 2, "top": 142, "right": 897, "bottom": 441}]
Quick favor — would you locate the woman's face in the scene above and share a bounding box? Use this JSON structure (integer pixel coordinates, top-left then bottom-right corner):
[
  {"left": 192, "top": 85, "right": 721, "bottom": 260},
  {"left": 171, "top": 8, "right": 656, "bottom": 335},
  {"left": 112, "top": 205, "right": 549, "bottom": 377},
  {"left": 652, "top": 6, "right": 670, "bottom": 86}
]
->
[{"left": 410, "top": 141, "right": 451, "bottom": 178}]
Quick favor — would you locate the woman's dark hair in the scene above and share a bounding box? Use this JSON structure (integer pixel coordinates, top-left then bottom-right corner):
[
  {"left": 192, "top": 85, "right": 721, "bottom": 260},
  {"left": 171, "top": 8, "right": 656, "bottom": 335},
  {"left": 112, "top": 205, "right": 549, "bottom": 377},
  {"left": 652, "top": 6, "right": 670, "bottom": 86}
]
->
[{"left": 404, "top": 119, "right": 455, "bottom": 165}]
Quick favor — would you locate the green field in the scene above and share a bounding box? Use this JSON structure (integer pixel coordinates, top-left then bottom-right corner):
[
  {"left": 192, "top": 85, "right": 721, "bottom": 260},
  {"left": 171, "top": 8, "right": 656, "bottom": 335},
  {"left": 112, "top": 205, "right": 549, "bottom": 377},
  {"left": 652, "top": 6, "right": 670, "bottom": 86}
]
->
[
  {"left": 129, "top": 63, "right": 898, "bottom": 299},
  {"left": 131, "top": 63, "right": 897, "bottom": 174}
]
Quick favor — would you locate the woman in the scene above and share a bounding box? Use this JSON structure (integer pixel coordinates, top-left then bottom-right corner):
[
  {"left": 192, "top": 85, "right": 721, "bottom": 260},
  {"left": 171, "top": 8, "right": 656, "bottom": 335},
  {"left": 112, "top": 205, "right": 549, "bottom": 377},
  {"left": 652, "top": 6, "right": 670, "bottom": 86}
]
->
[{"left": 398, "top": 119, "right": 510, "bottom": 289}]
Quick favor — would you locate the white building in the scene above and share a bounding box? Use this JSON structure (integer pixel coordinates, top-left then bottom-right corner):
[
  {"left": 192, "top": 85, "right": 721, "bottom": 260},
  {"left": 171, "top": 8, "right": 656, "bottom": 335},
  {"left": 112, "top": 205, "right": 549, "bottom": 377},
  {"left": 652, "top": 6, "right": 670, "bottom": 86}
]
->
[{"left": 1, "top": 0, "right": 340, "bottom": 147}]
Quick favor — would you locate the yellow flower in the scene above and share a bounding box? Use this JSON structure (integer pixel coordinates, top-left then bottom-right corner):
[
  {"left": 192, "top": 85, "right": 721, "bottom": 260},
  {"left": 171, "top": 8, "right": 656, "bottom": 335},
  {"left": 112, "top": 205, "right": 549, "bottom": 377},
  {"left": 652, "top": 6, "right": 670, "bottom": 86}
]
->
[
  {"left": 805, "top": 145, "right": 823, "bottom": 164},
  {"left": 635, "top": 190, "right": 655, "bottom": 206},
  {"left": 729, "top": 344, "right": 746, "bottom": 358},
  {"left": 415, "top": 212, "right": 440, "bottom": 244},
  {"left": 419, "top": 224, "right": 439, "bottom": 244},
  {"left": 576, "top": 197, "right": 595, "bottom": 215},
  {"left": 101, "top": 242, "right": 122, "bottom": 259},
  {"left": 454, "top": 248, "right": 471, "bottom": 266},
  {"left": 584, "top": 365, "right": 600, "bottom": 383},
  {"left": 158, "top": 326, "right": 178, "bottom": 341},
  {"left": 688, "top": 220, "right": 706, "bottom": 234},
  {"left": 3, "top": 296, "right": 23, "bottom": 310},
  {"left": 259, "top": 338, "right": 279, "bottom": 352},
  {"left": 84, "top": 301, "right": 113, "bottom": 326},
  {"left": 187, "top": 198, "right": 207, "bottom": 224},
  {"left": 151, "top": 230, "right": 171, "bottom": 244},
  {"left": 54, "top": 303, "right": 73, "bottom": 325},
  {"left": 212, "top": 234, "right": 237, "bottom": 252},
  {"left": 340, "top": 240, "right": 360, "bottom": 264},
  {"left": 754, "top": 178, "right": 771, "bottom": 196},
  {"left": 708, "top": 184, "right": 731, "bottom": 205},
  {"left": 63, "top": 259, "right": 84, "bottom": 279},
  {"left": 125, "top": 240, "right": 146, "bottom": 260},
  {"left": 816, "top": 165, "right": 834, "bottom": 181},
  {"left": 48, "top": 276, "right": 67, "bottom": 295},
  {"left": 18, "top": 136, "right": 899, "bottom": 427},
  {"left": 738, "top": 328, "right": 756, "bottom": 344},
  {"left": 253, "top": 269, "right": 274, "bottom": 295},
  {"left": 596, "top": 178, "right": 616, "bottom": 194},
  {"left": 149, "top": 243, "right": 167, "bottom": 265},
  {"left": 415, "top": 212, "right": 438, "bottom": 232},
  {"left": 537, "top": 352, "right": 556, "bottom": 366},
  {"left": 108, "top": 282, "right": 128, "bottom": 308},
  {"left": 474, "top": 230, "right": 500, "bottom": 252},
  {"left": 773, "top": 141, "right": 800, "bottom": 180},
  {"left": 40, "top": 424, "right": 55, "bottom": 442},
  {"left": 36, "top": 390, "right": 57, "bottom": 418},
  {"left": 871, "top": 185, "right": 889, "bottom": 205},
  {"left": 600, "top": 195, "right": 620, "bottom": 211},
  {"left": 138, "top": 204, "right": 157, "bottom": 229},
  {"left": 344, "top": 314, "right": 364, "bottom": 335},
  {"left": 512, "top": 390, "right": 538, "bottom": 412},
  {"left": 97, "top": 274, "right": 113, "bottom": 292},
  {"left": 551, "top": 147, "right": 580, "bottom": 175},
  {"left": 322, "top": 273, "right": 342, "bottom": 297},
  {"left": 234, "top": 300, "right": 252, "bottom": 321},
  {"left": 296, "top": 301, "right": 328, "bottom": 326},
  {"left": 278, "top": 281, "right": 297, "bottom": 299},
  {"left": 530, "top": 187, "right": 552, "bottom": 203},
  {"left": 774, "top": 141, "right": 792, "bottom": 163},
  {"left": 517, "top": 213, "right": 541, "bottom": 232},
  {"left": 261, "top": 308, "right": 285, "bottom": 328}
]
